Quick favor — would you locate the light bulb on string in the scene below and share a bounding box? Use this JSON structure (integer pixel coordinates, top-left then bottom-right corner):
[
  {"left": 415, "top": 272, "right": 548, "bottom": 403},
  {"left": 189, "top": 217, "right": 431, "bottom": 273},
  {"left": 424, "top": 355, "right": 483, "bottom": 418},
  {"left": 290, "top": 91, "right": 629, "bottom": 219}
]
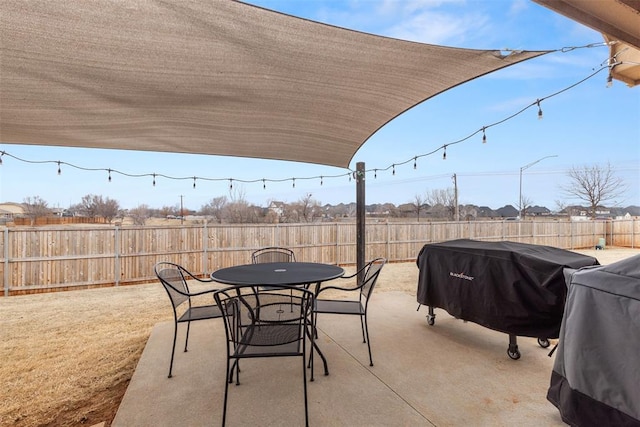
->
[
  {"left": 0, "top": 152, "right": 3, "bottom": 165},
  {"left": 320, "top": 176, "right": 323, "bottom": 186},
  {"left": 392, "top": 164, "right": 395, "bottom": 175},
  {"left": 192, "top": 177, "right": 196, "bottom": 189},
  {"left": 108, "top": 169, "right": 112, "bottom": 182},
  {"left": 536, "top": 100, "right": 543, "bottom": 119},
  {"left": 442, "top": 145, "right": 447, "bottom": 160},
  {"left": 152, "top": 173, "right": 156, "bottom": 187},
  {"left": 57, "top": 161, "right": 61, "bottom": 175},
  {"left": 482, "top": 127, "right": 487, "bottom": 144},
  {"left": 262, "top": 179, "right": 266, "bottom": 189},
  {"left": 292, "top": 178, "right": 295, "bottom": 188},
  {"left": 229, "top": 179, "right": 233, "bottom": 190}
]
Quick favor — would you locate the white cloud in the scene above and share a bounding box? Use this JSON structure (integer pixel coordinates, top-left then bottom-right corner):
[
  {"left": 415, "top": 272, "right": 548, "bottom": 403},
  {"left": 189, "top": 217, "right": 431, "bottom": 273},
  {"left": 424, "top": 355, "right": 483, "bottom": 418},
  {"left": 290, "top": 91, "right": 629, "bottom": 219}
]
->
[
  {"left": 386, "top": 10, "right": 489, "bottom": 45},
  {"left": 507, "top": 0, "right": 528, "bottom": 17}
]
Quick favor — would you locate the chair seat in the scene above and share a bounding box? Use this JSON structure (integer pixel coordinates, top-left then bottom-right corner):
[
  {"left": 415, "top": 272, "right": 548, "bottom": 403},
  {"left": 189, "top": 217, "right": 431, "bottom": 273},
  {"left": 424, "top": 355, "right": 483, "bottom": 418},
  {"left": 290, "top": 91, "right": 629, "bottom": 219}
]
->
[
  {"left": 314, "top": 299, "right": 364, "bottom": 315},
  {"left": 234, "top": 324, "right": 302, "bottom": 357},
  {"left": 178, "top": 304, "right": 223, "bottom": 323}
]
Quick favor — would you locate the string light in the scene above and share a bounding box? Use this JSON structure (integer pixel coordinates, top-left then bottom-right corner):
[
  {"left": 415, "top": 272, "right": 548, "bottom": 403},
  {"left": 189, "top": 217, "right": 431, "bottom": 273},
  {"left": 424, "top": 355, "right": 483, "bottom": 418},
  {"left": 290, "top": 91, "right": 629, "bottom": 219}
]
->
[
  {"left": 0, "top": 61, "right": 609, "bottom": 193},
  {"left": 536, "top": 100, "right": 543, "bottom": 119},
  {"left": 263, "top": 178, "right": 266, "bottom": 189},
  {"left": 374, "top": 169, "right": 377, "bottom": 179},
  {"left": 292, "top": 178, "right": 295, "bottom": 188}
]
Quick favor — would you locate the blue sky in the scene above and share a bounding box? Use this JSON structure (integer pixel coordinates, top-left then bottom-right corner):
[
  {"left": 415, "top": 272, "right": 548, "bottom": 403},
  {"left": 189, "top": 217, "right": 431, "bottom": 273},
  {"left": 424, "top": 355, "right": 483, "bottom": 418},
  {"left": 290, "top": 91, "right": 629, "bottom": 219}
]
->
[{"left": 1, "top": 0, "right": 639, "bottom": 212}]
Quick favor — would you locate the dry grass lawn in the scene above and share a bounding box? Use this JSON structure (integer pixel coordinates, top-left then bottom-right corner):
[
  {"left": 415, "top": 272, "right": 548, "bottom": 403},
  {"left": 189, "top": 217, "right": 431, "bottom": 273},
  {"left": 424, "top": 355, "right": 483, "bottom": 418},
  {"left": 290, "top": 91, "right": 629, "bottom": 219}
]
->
[{"left": 1, "top": 248, "right": 637, "bottom": 426}]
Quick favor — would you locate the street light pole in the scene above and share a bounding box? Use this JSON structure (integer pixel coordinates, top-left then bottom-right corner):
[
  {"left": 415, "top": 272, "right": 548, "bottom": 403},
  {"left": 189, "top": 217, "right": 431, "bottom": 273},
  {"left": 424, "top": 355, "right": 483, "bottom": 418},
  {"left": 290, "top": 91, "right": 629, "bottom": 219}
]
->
[{"left": 519, "top": 155, "right": 558, "bottom": 218}]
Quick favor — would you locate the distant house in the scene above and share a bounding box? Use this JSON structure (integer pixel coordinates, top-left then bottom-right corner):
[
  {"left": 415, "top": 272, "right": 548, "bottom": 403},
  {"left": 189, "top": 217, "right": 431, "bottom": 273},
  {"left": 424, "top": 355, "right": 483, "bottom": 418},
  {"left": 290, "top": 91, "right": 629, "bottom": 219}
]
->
[
  {"left": 528, "top": 206, "right": 551, "bottom": 216},
  {"left": 0, "top": 202, "right": 25, "bottom": 219},
  {"left": 268, "top": 201, "right": 286, "bottom": 217}
]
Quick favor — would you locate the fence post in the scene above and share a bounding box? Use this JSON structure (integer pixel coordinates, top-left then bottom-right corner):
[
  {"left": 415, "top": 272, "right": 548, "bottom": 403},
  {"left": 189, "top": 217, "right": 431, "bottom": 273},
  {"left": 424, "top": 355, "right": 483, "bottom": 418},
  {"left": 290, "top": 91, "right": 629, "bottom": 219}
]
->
[
  {"left": 386, "top": 221, "right": 390, "bottom": 261},
  {"left": 202, "top": 221, "right": 209, "bottom": 274},
  {"left": 335, "top": 223, "right": 339, "bottom": 265},
  {"left": 114, "top": 225, "right": 120, "bottom": 286},
  {"left": 4, "top": 228, "right": 9, "bottom": 296}
]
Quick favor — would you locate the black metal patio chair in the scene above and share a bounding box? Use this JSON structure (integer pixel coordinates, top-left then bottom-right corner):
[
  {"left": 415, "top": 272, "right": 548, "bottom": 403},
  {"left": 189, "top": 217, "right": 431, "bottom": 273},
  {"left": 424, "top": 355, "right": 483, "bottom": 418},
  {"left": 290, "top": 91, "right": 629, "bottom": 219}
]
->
[
  {"left": 154, "top": 261, "right": 223, "bottom": 378},
  {"left": 252, "top": 246, "right": 297, "bottom": 295},
  {"left": 214, "top": 284, "right": 315, "bottom": 427},
  {"left": 313, "top": 258, "right": 386, "bottom": 367},
  {"left": 251, "top": 246, "right": 296, "bottom": 264}
]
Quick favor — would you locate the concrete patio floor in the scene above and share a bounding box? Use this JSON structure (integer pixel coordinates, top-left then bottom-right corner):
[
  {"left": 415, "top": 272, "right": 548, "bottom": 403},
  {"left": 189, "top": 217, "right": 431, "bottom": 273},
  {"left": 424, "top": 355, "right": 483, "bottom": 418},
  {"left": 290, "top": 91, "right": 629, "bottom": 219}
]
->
[{"left": 113, "top": 291, "right": 565, "bottom": 426}]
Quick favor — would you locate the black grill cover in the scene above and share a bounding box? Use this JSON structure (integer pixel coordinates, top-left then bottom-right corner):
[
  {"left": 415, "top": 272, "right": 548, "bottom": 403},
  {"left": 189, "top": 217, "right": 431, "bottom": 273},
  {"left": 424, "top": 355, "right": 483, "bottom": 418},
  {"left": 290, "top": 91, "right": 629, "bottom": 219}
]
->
[{"left": 416, "top": 239, "right": 599, "bottom": 339}]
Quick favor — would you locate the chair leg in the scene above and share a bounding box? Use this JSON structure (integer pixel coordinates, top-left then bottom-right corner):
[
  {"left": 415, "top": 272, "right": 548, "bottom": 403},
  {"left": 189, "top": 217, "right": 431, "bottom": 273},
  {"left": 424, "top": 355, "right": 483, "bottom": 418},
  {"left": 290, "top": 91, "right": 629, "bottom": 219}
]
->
[
  {"left": 184, "top": 320, "right": 191, "bottom": 352},
  {"left": 363, "top": 316, "right": 373, "bottom": 367},
  {"left": 230, "top": 359, "right": 240, "bottom": 385},
  {"left": 222, "top": 358, "right": 230, "bottom": 427},
  {"left": 168, "top": 321, "right": 178, "bottom": 378},
  {"left": 302, "top": 352, "right": 309, "bottom": 427}
]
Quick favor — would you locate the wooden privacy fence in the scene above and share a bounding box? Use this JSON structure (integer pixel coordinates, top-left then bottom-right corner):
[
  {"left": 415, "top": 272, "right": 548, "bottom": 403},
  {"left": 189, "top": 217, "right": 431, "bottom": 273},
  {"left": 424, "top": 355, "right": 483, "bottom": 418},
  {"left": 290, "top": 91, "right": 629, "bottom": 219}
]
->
[{"left": 2, "top": 219, "right": 638, "bottom": 295}]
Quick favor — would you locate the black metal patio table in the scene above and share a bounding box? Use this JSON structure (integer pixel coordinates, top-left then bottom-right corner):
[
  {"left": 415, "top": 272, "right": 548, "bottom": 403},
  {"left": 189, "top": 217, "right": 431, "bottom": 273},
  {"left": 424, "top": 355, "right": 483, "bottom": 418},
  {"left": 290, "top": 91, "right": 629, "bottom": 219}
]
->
[{"left": 211, "top": 261, "right": 345, "bottom": 376}]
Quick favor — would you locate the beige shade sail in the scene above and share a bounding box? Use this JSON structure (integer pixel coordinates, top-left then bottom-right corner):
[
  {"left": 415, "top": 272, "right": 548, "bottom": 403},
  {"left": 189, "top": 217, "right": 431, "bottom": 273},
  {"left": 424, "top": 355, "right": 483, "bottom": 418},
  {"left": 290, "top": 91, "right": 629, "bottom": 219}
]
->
[
  {"left": 534, "top": 0, "right": 640, "bottom": 87},
  {"left": 0, "top": 0, "right": 548, "bottom": 169}
]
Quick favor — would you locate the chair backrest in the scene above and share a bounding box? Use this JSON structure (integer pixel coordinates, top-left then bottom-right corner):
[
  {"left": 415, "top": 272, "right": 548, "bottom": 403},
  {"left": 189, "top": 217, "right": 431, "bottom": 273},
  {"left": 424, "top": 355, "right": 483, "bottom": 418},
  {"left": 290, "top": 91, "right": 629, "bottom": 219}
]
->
[
  {"left": 154, "top": 262, "right": 190, "bottom": 309},
  {"left": 251, "top": 247, "right": 296, "bottom": 264},
  {"left": 360, "top": 258, "right": 386, "bottom": 300},
  {"left": 214, "top": 285, "right": 314, "bottom": 353}
]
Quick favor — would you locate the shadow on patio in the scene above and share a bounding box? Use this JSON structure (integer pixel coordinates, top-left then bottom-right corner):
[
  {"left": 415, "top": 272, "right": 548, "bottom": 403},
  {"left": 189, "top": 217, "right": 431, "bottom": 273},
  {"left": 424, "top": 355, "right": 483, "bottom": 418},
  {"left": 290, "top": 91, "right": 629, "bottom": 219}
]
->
[{"left": 113, "top": 291, "right": 564, "bottom": 426}]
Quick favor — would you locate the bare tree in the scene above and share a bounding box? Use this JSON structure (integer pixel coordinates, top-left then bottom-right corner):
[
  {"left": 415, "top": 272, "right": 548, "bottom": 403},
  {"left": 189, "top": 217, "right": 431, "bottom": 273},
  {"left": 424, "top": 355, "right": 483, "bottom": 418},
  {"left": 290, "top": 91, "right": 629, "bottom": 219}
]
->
[
  {"left": 519, "top": 195, "right": 533, "bottom": 219},
  {"left": 223, "top": 187, "right": 260, "bottom": 223},
  {"left": 562, "top": 163, "right": 626, "bottom": 219},
  {"left": 159, "top": 205, "right": 178, "bottom": 218},
  {"left": 76, "top": 194, "right": 119, "bottom": 222},
  {"left": 459, "top": 204, "right": 478, "bottom": 221},
  {"left": 129, "top": 204, "right": 150, "bottom": 225},
  {"left": 200, "top": 196, "right": 228, "bottom": 223},
  {"left": 288, "top": 193, "right": 321, "bottom": 223},
  {"left": 78, "top": 194, "right": 99, "bottom": 218},
  {"left": 411, "top": 194, "right": 426, "bottom": 221},
  {"left": 22, "top": 196, "right": 51, "bottom": 225},
  {"left": 425, "top": 188, "right": 456, "bottom": 220},
  {"left": 98, "top": 197, "right": 120, "bottom": 223}
]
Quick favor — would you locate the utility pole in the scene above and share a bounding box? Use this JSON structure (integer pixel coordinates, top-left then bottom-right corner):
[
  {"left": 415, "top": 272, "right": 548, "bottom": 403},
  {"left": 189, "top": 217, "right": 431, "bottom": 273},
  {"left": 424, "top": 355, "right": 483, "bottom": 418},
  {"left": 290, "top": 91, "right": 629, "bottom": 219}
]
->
[
  {"left": 452, "top": 173, "right": 459, "bottom": 221},
  {"left": 180, "top": 195, "right": 184, "bottom": 225}
]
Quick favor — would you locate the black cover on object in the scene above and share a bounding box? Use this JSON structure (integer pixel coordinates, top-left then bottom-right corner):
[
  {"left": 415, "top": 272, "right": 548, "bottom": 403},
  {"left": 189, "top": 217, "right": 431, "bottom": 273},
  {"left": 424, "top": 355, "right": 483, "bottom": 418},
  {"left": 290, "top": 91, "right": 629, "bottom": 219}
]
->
[
  {"left": 416, "top": 239, "right": 599, "bottom": 338},
  {"left": 547, "top": 254, "right": 640, "bottom": 426}
]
